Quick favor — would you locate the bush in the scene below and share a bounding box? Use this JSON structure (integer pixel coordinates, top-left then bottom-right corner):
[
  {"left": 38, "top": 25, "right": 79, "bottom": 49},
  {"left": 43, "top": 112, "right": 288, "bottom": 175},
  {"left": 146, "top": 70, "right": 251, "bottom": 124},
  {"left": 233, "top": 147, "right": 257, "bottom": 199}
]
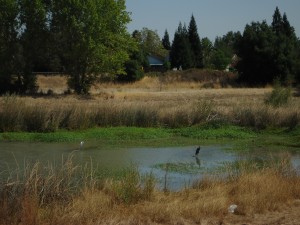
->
[
  {"left": 265, "top": 85, "right": 292, "bottom": 107},
  {"left": 117, "top": 60, "right": 144, "bottom": 82}
]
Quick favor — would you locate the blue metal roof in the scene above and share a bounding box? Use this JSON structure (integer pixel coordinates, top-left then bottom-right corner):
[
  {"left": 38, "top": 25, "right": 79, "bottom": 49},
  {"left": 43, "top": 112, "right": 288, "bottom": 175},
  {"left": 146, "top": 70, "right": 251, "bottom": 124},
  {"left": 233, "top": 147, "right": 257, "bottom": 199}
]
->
[{"left": 147, "top": 55, "right": 164, "bottom": 66}]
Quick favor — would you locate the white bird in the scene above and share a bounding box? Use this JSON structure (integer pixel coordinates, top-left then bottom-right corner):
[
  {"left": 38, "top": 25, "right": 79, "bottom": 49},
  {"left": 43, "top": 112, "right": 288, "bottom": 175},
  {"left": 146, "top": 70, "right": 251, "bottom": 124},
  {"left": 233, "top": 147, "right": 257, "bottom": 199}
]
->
[{"left": 80, "top": 141, "right": 84, "bottom": 149}]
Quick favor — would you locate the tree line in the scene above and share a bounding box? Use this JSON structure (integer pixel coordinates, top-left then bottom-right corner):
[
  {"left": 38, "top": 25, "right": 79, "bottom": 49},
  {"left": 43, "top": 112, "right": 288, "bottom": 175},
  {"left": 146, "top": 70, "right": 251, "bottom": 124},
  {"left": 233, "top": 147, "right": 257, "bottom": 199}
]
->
[
  {"left": 1, "top": 3, "right": 300, "bottom": 95},
  {"left": 165, "top": 7, "right": 300, "bottom": 86},
  {"left": 0, "top": 0, "right": 134, "bottom": 94}
]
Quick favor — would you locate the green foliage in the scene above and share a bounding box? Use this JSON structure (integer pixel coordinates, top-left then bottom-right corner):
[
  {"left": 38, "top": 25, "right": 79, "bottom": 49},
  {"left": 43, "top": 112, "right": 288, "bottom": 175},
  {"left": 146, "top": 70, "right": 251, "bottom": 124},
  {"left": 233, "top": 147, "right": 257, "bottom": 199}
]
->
[
  {"left": 237, "top": 21, "right": 276, "bottom": 85},
  {"left": 265, "top": 83, "right": 292, "bottom": 107},
  {"left": 0, "top": 0, "right": 21, "bottom": 94},
  {"left": 50, "top": 0, "right": 134, "bottom": 94},
  {"left": 210, "top": 49, "right": 231, "bottom": 70},
  {"left": 201, "top": 37, "right": 214, "bottom": 68},
  {"left": 133, "top": 28, "right": 168, "bottom": 58},
  {"left": 210, "top": 31, "right": 241, "bottom": 70},
  {"left": 19, "top": 0, "right": 51, "bottom": 93},
  {"left": 170, "top": 23, "right": 193, "bottom": 69},
  {"left": 238, "top": 7, "right": 299, "bottom": 86},
  {"left": 162, "top": 29, "right": 171, "bottom": 50},
  {"left": 117, "top": 59, "right": 144, "bottom": 82},
  {"left": 188, "top": 15, "right": 203, "bottom": 68}
]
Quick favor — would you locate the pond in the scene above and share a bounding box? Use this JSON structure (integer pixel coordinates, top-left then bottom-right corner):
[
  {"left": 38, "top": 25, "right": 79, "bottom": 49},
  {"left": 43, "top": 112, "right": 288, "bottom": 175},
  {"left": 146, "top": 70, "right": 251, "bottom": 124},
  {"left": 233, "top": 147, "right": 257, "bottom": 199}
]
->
[{"left": 1, "top": 140, "right": 300, "bottom": 191}]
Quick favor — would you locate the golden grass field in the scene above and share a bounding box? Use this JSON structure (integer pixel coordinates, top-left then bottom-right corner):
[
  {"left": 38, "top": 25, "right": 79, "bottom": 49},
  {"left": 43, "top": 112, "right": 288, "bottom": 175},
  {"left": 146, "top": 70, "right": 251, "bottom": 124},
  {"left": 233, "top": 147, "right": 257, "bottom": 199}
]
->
[{"left": 1, "top": 73, "right": 295, "bottom": 132}]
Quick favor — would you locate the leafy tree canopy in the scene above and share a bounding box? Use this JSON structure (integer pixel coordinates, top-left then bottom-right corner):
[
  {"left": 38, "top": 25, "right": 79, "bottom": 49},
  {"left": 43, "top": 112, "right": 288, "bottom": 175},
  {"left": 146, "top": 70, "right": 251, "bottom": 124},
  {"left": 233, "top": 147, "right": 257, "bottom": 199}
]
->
[
  {"left": 51, "top": 0, "right": 135, "bottom": 94},
  {"left": 133, "top": 27, "right": 168, "bottom": 58}
]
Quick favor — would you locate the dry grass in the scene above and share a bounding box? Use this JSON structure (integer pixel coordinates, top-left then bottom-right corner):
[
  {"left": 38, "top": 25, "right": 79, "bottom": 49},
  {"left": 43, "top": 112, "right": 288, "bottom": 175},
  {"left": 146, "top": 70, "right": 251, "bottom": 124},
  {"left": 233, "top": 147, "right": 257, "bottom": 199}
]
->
[
  {"left": 1, "top": 75, "right": 299, "bottom": 131},
  {"left": 1, "top": 155, "right": 300, "bottom": 225}
]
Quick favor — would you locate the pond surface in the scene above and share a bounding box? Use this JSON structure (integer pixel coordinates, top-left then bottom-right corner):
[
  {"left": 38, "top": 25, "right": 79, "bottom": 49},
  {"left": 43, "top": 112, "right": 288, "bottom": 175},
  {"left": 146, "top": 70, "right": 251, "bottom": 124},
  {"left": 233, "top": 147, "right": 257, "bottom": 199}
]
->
[{"left": 0, "top": 141, "right": 300, "bottom": 191}]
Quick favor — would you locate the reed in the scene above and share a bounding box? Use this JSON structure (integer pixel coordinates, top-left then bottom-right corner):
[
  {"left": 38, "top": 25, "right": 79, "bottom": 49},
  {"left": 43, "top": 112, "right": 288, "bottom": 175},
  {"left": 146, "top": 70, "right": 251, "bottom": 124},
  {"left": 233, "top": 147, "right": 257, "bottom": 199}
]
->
[{"left": 1, "top": 155, "right": 299, "bottom": 224}]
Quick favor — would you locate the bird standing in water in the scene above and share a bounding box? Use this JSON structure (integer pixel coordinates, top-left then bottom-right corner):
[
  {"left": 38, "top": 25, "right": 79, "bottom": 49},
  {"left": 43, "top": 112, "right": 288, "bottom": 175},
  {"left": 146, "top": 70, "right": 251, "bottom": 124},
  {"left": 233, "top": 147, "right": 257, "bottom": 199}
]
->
[
  {"left": 195, "top": 146, "right": 200, "bottom": 156},
  {"left": 80, "top": 141, "right": 84, "bottom": 149}
]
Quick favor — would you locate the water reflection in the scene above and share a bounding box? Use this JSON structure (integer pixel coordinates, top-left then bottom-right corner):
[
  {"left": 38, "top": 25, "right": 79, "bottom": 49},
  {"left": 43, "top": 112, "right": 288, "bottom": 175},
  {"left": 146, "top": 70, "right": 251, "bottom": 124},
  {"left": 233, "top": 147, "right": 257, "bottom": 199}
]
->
[
  {"left": 195, "top": 156, "right": 201, "bottom": 168},
  {"left": 0, "top": 141, "right": 299, "bottom": 191}
]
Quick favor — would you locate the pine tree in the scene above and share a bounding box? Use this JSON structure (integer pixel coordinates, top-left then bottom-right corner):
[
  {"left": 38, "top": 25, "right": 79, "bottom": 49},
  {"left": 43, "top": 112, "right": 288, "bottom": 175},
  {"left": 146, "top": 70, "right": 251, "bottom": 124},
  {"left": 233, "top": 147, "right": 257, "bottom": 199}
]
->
[
  {"left": 162, "top": 29, "right": 171, "bottom": 50},
  {"left": 170, "top": 22, "right": 193, "bottom": 70},
  {"left": 272, "top": 7, "right": 283, "bottom": 34},
  {"left": 271, "top": 7, "right": 298, "bottom": 84},
  {"left": 188, "top": 15, "right": 203, "bottom": 68}
]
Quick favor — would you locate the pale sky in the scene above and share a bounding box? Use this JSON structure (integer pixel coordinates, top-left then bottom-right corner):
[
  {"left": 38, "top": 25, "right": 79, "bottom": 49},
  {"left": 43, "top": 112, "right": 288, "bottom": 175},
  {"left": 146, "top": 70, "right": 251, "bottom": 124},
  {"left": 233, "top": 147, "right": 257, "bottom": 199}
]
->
[{"left": 126, "top": 0, "right": 300, "bottom": 41}]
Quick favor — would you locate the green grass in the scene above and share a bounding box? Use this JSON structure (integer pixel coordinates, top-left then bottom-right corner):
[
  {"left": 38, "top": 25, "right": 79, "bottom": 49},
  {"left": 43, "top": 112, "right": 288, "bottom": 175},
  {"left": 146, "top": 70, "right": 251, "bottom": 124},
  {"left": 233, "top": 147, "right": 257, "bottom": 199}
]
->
[
  {"left": 1, "top": 125, "right": 299, "bottom": 154},
  {"left": 0, "top": 125, "right": 256, "bottom": 142}
]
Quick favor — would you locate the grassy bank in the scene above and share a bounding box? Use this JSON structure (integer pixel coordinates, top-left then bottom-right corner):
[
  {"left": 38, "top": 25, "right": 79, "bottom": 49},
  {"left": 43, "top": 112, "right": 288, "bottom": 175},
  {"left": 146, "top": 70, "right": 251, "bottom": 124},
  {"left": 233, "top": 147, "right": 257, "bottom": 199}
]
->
[
  {"left": 1, "top": 154, "right": 300, "bottom": 225},
  {"left": 0, "top": 125, "right": 257, "bottom": 142}
]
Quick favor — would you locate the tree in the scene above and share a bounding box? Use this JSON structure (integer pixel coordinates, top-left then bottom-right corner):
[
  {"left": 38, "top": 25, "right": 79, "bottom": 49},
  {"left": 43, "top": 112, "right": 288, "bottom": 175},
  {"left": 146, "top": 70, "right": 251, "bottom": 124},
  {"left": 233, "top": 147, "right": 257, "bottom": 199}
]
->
[
  {"left": 188, "top": 15, "right": 203, "bottom": 68},
  {"left": 162, "top": 29, "right": 171, "bottom": 50},
  {"left": 117, "top": 30, "right": 148, "bottom": 82},
  {"left": 271, "top": 8, "right": 298, "bottom": 84},
  {"left": 170, "top": 22, "right": 193, "bottom": 70},
  {"left": 271, "top": 7, "right": 283, "bottom": 35},
  {"left": 0, "top": 0, "right": 20, "bottom": 94},
  {"left": 201, "top": 37, "right": 214, "bottom": 68},
  {"left": 237, "top": 21, "right": 276, "bottom": 85},
  {"left": 237, "top": 7, "right": 299, "bottom": 86},
  {"left": 19, "top": 0, "right": 50, "bottom": 93},
  {"left": 135, "top": 28, "right": 168, "bottom": 57},
  {"left": 51, "top": 0, "right": 134, "bottom": 94},
  {"left": 211, "top": 31, "right": 241, "bottom": 70}
]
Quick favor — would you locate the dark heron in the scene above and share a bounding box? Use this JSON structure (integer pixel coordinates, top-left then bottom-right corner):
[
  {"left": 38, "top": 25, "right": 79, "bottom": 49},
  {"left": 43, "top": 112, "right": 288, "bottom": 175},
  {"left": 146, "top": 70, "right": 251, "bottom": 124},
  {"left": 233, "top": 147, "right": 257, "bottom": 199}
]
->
[{"left": 195, "top": 146, "right": 200, "bottom": 156}]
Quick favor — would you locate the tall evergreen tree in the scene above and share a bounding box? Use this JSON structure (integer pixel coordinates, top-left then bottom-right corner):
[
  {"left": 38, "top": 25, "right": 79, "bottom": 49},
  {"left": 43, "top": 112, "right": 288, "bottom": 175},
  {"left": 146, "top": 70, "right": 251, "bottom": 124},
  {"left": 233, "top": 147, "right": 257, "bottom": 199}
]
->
[
  {"left": 170, "top": 22, "right": 193, "bottom": 70},
  {"left": 271, "top": 7, "right": 298, "bottom": 84},
  {"left": 188, "top": 15, "right": 203, "bottom": 68},
  {"left": 162, "top": 29, "right": 171, "bottom": 50},
  {"left": 271, "top": 7, "right": 283, "bottom": 35}
]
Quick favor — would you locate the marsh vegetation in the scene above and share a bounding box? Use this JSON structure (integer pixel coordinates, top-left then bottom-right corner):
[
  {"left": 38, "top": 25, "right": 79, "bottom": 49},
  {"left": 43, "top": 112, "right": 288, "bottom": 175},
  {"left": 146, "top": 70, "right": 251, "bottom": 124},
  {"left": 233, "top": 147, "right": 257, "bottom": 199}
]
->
[{"left": 1, "top": 153, "right": 300, "bottom": 225}]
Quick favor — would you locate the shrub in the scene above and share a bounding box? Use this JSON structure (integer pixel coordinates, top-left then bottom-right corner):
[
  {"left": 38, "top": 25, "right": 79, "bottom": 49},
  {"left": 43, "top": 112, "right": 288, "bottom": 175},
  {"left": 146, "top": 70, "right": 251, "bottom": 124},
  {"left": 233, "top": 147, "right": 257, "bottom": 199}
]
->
[{"left": 265, "top": 85, "right": 292, "bottom": 107}]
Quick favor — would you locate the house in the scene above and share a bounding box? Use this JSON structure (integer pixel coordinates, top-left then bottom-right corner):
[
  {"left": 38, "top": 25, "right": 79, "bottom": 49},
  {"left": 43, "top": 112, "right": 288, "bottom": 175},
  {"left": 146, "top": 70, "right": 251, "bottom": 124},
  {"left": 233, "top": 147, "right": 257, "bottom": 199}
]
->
[{"left": 147, "top": 54, "right": 169, "bottom": 72}]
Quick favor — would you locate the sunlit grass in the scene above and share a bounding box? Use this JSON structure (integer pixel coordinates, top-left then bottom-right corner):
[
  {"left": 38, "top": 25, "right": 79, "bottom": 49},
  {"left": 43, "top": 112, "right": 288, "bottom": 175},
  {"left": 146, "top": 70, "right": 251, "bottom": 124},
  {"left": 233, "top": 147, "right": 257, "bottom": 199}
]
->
[{"left": 1, "top": 84, "right": 299, "bottom": 132}]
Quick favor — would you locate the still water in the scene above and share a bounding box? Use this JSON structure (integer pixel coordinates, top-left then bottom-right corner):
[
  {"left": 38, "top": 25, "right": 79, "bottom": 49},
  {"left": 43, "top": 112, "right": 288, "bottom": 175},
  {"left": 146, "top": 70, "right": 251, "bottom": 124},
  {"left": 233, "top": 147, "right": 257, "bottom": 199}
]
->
[{"left": 1, "top": 141, "right": 299, "bottom": 190}]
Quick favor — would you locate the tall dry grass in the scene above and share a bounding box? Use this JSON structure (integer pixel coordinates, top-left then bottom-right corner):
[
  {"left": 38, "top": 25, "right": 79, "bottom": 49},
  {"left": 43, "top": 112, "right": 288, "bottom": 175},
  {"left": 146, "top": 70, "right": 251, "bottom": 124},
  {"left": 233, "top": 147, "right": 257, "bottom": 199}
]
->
[
  {"left": 1, "top": 154, "right": 300, "bottom": 224},
  {"left": 0, "top": 88, "right": 299, "bottom": 132}
]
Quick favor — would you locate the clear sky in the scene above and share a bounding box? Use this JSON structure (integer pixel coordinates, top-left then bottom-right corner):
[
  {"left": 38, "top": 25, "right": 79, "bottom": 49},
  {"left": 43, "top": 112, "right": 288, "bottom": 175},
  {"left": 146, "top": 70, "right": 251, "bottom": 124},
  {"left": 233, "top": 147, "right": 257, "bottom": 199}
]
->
[{"left": 126, "top": 0, "right": 300, "bottom": 41}]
